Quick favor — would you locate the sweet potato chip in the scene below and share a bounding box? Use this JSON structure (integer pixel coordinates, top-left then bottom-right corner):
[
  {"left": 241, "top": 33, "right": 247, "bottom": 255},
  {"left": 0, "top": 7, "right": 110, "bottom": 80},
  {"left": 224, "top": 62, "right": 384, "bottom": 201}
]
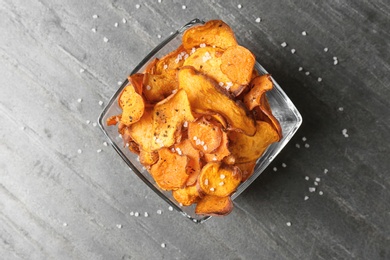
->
[
  {"left": 143, "top": 58, "right": 159, "bottom": 74},
  {"left": 151, "top": 89, "right": 194, "bottom": 150},
  {"left": 128, "top": 73, "right": 144, "bottom": 95},
  {"left": 150, "top": 147, "right": 189, "bottom": 190},
  {"left": 119, "top": 84, "right": 145, "bottom": 126},
  {"left": 221, "top": 45, "right": 255, "bottom": 86},
  {"left": 106, "top": 114, "right": 121, "bottom": 126},
  {"left": 155, "top": 45, "right": 188, "bottom": 74},
  {"left": 172, "top": 185, "right": 201, "bottom": 206},
  {"left": 128, "top": 107, "right": 154, "bottom": 152},
  {"left": 139, "top": 149, "right": 158, "bottom": 166},
  {"left": 174, "top": 139, "right": 201, "bottom": 186},
  {"left": 228, "top": 121, "right": 279, "bottom": 163},
  {"left": 178, "top": 66, "right": 256, "bottom": 136},
  {"left": 143, "top": 69, "right": 178, "bottom": 103},
  {"left": 204, "top": 130, "right": 230, "bottom": 162},
  {"left": 182, "top": 20, "right": 237, "bottom": 51},
  {"left": 195, "top": 195, "right": 233, "bottom": 216},
  {"left": 236, "top": 161, "right": 256, "bottom": 182},
  {"left": 188, "top": 117, "right": 222, "bottom": 153},
  {"left": 198, "top": 162, "right": 242, "bottom": 197},
  {"left": 183, "top": 46, "right": 244, "bottom": 95}
]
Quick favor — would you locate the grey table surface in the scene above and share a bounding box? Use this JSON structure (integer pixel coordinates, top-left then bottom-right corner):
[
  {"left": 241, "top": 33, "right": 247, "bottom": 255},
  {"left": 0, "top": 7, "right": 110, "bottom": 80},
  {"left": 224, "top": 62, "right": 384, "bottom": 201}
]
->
[{"left": 1, "top": 0, "right": 389, "bottom": 259}]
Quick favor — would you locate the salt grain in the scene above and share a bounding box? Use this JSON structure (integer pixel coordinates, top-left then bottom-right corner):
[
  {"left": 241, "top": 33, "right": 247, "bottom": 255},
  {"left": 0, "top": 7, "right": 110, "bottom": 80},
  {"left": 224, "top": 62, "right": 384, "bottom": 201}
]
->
[
  {"left": 333, "top": 60, "right": 338, "bottom": 65},
  {"left": 304, "top": 196, "right": 309, "bottom": 201},
  {"left": 210, "top": 187, "right": 215, "bottom": 192},
  {"left": 114, "top": 22, "right": 118, "bottom": 27},
  {"left": 157, "top": 209, "right": 163, "bottom": 215},
  {"left": 309, "top": 187, "right": 316, "bottom": 192},
  {"left": 204, "top": 179, "right": 209, "bottom": 185},
  {"left": 305, "top": 143, "right": 310, "bottom": 148},
  {"left": 281, "top": 42, "right": 287, "bottom": 48},
  {"left": 255, "top": 17, "right": 261, "bottom": 23},
  {"left": 77, "top": 98, "right": 82, "bottom": 103},
  {"left": 157, "top": 34, "right": 161, "bottom": 39},
  {"left": 161, "top": 243, "right": 166, "bottom": 248},
  {"left": 79, "top": 68, "right": 85, "bottom": 73},
  {"left": 158, "top": 0, "right": 162, "bottom": 3},
  {"left": 319, "top": 191, "right": 324, "bottom": 195},
  {"left": 318, "top": 77, "right": 322, "bottom": 82},
  {"left": 282, "top": 163, "right": 287, "bottom": 168},
  {"left": 77, "top": 149, "right": 82, "bottom": 154},
  {"left": 92, "top": 122, "right": 97, "bottom": 127},
  {"left": 302, "top": 137, "right": 307, "bottom": 142},
  {"left": 301, "top": 31, "right": 307, "bottom": 36},
  {"left": 103, "top": 142, "right": 108, "bottom": 146},
  {"left": 91, "top": 28, "right": 97, "bottom": 33},
  {"left": 286, "top": 222, "right": 292, "bottom": 227},
  {"left": 305, "top": 176, "right": 309, "bottom": 181},
  {"left": 63, "top": 222, "right": 68, "bottom": 227},
  {"left": 182, "top": 5, "right": 186, "bottom": 9},
  {"left": 116, "top": 224, "right": 122, "bottom": 229},
  {"left": 296, "top": 143, "right": 300, "bottom": 148},
  {"left": 103, "top": 37, "right": 109, "bottom": 43},
  {"left": 97, "top": 149, "right": 102, "bottom": 153},
  {"left": 98, "top": 100, "right": 103, "bottom": 106},
  {"left": 134, "top": 212, "right": 139, "bottom": 217},
  {"left": 219, "top": 182, "right": 224, "bottom": 186},
  {"left": 324, "top": 47, "right": 328, "bottom": 52},
  {"left": 118, "top": 81, "right": 123, "bottom": 85},
  {"left": 237, "top": 4, "right": 242, "bottom": 9},
  {"left": 135, "top": 4, "right": 140, "bottom": 9},
  {"left": 314, "top": 181, "right": 319, "bottom": 186},
  {"left": 298, "top": 67, "right": 303, "bottom": 71},
  {"left": 92, "top": 14, "right": 98, "bottom": 19},
  {"left": 130, "top": 211, "right": 134, "bottom": 216},
  {"left": 305, "top": 71, "right": 310, "bottom": 76},
  {"left": 291, "top": 49, "right": 296, "bottom": 54},
  {"left": 146, "top": 85, "right": 152, "bottom": 91},
  {"left": 220, "top": 174, "right": 225, "bottom": 179},
  {"left": 168, "top": 206, "right": 173, "bottom": 211},
  {"left": 273, "top": 167, "right": 277, "bottom": 172},
  {"left": 86, "top": 120, "right": 90, "bottom": 124},
  {"left": 315, "top": 177, "right": 321, "bottom": 182},
  {"left": 338, "top": 107, "right": 344, "bottom": 111},
  {"left": 144, "top": 212, "right": 149, "bottom": 217},
  {"left": 342, "top": 128, "right": 349, "bottom": 138},
  {"left": 122, "top": 18, "right": 127, "bottom": 23}
]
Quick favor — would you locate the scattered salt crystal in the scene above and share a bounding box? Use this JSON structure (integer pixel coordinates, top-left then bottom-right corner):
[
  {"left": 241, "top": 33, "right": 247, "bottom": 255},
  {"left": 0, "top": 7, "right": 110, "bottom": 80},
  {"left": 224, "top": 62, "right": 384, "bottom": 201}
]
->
[
  {"left": 182, "top": 5, "right": 186, "bottom": 9},
  {"left": 282, "top": 163, "right": 287, "bottom": 168},
  {"left": 63, "top": 222, "right": 68, "bottom": 227},
  {"left": 103, "top": 37, "right": 109, "bottom": 43},
  {"left": 203, "top": 145, "right": 208, "bottom": 151},
  {"left": 92, "top": 122, "right": 97, "bottom": 127},
  {"left": 118, "top": 81, "right": 123, "bottom": 85},
  {"left": 319, "top": 191, "right": 324, "bottom": 195},
  {"left": 315, "top": 177, "right": 321, "bottom": 182},
  {"left": 302, "top": 31, "right": 307, "bottom": 36},
  {"left": 157, "top": 34, "right": 161, "bottom": 39},
  {"left": 79, "top": 68, "right": 85, "bottom": 73},
  {"left": 158, "top": 0, "right": 162, "bottom": 3},
  {"left": 146, "top": 85, "right": 151, "bottom": 91},
  {"left": 210, "top": 187, "right": 215, "bottom": 192},
  {"left": 205, "top": 179, "right": 209, "bottom": 185},
  {"left": 255, "top": 17, "right": 261, "bottom": 23},
  {"left": 168, "top": 206, "right": 173, "bottom": 211},
  {"left": 163, "top": 64, "right": 168, "bottom": 70},
  {"left": 183, "top": 121, "right": 188, "bottom": 127},
  {"left": 296, "top": 143, "right": 300, "bottom": 148},
  {"left": 91, "top": 28, "right": 97, "bottom": 33},
  {"left": 134, "top": 212, "right": 139, "bottom": 217},
  {"left": 314, "top": 181, "right": 319, "bottom": 186},
  {"left": 157, "top": 209, "right": 162, "bottom": 215},
  {"left": 304, "top": 196, "right": 309, "bottom": 201},
  {"left": 130, "top": 211, "right": 134, "bottom": 216},
  {"left": 193, "top": 136, "right": 198, "bottom": 141},
  {"left": 86, "top": 120, "right": 90, "bottom": 124},
  {"left": 302, "top": 137, "right": 307, "bottom": 142},
  {"left": 333, "top": 60, "right": 338, "bottom": 65},
  {"left": 122, "top": 18, "right": 127, "bottom": 23},
  {"left": 77, "top": 149, "right": 82, "bottom": 154},
  {"left": 219, "top": 182, "right": 224, "bottom": 186},
  {"left": 237, "top": 4, "right": 242, "bottom": 9},
  {"left": 199, "top": 43, "right": 206, "bottom": 48},
  {"left": 20, "top": 126, "right": 26, "bottom": 130},
  {"left": 338, "top": 107, "right": 344, "bottom": 111},
  {"left": 116, "top": 224, "right": 122, "bottom": 229},
  {"left": 342, "top": 128, "right": 349, "bottom": 138},
  {"left": 324, "top": 169, "right": 328, "bottom": 174},
  {"left": 333, "top": 56, "right": 338, "bottom": 60},
  {"left": 309, "top": 187, "right": 316, "bottom": 192},
  {"left": 286, "top": 222, "right": 292, "bottom": 226},
  {"left": 305, "top": 71, "right": 310, "bottom": 76},
  {"left": 103, "top": 142, "right": 108, "bottom": 146},
  {"left": 281, "top": 42, "right": 287, "bottom": 48},
  {"left": 273, "top": 167, "right": 277, "bottom": 172},
  {"left": 77, "top": 98, "right": 82, "bottom": 103},
  {"left": 97, "top": 149, "right": 102, "bottom": 153},
  {"left": 305, "top": 143, "right": 310, "bottom": 148},
  {"left": 114, "top": 22, "right": 118, "bottom": 27},
  {"left": 318, "top": 77, "right": 322, "bottom": 82},
  {"left": 298, "top": 67, "right": 303, "bottom": 71},
  {"left": 161, "top": 243, "right": 166, "bottom": 248},
  {"left": 202, "top": 51, "right": 212, "bottom": 62},
  {"left": 305, "top": 176, "right": 309, "bottom": 181},
  {"left": 324, "top": 47, "right": 328, "bottom": 52},
  {"left": 144, "top": 212, "right": 148, "bottom": 217},
  {"left": 220, "top": 174, "right": 225, "bottom": 179},
  {"left": 118, "top": 134, "right": 122, "bottom": 139},
  {"left": 135, "top": 4, "right": 140, "bottom": 9},
  {"left": 92, "top": 14, "right": 98, "bottom": 19},
  {"left": 291, "top": 48, "right": 296, "bottom": 54},
  {"left": 98, "top": 100, "right": 103, "bottom": 106}
]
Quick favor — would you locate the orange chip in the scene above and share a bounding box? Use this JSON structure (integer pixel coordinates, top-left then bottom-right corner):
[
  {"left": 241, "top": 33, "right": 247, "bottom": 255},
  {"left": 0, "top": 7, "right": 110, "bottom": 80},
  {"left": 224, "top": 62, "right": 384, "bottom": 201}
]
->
[
  {"left": 236, "top": 161, "right": 256, "bottom": 182},
  {"left": 228, "top": 121, "right": 279, "bottom": 163},
  {"left": 139, "top": 149, "right": 158, "bottom": 166},
  {"left": 119, "top": 84, "right": 145, "bottom": 126},
  {"left": 150, "top": 147, "right": 189, "bottom": 190},
  {"left": 182, "top": 20, "right": 237, "bottom": 51},
  {"left": 128, "top": 73, "right": 144, "bottom": 95},
  {"left": 172, "top": 185, "right": 201, "bottom": 206},
  {"left": 178, "top": 66, "right": 256, "bottom": 136},
  {"left": 155, "top": 45, "right": 188, "bottom": 74},
  {"left": 106, "top": 114, "right": 121, "bottom": 126},
  {"left": 143, "top": 57, "right": 159, "bottom": 74},
  {"left": 188, "top": 117, "right": 222, "bottom": 153},
  {"left": 204, "top": 130, "right": 230, "bottom": 162},
  {"left": 151, "top": 89, "right": 194, "bottom": 150},
  {"left": 142, "top": 70, "right": 178, "bottom": 103},
  {"left": 174, "top": 139, "right": 201, "bottom": 186},
  {"left": 195, "top": 195, "right": 233, "bottom": 216},
  {"left": 128, "top": 107, "right": 154, "bottom": 152},
  {"left": 198, "top": 162, "right": 242, "bottom": 197},
  {"left": 221, "top": 45, "right": 256, "bottom": 86}
]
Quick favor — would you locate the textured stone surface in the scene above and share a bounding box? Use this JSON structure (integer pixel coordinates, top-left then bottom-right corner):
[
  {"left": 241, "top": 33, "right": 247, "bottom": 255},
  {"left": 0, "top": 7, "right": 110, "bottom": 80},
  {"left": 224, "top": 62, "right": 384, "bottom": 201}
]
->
[{"left": 1, "top": 0, "right": 389, "bottom": 259}]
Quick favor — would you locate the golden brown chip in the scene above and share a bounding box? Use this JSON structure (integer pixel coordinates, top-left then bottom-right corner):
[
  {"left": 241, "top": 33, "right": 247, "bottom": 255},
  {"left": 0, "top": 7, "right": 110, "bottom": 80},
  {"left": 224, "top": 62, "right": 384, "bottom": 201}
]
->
[
  {"left": 188, "top": 117, "right": 222, "bottom": 153},
  {"left": 204, "top": 130, "right": 231, "bottom": 162},
  {"left": 220, "top": 45, "right": 255, "bottom": 86},
  {"left": 143, "top": 57, "right": 159, "bottom": 74},
  {"left": 236, "top": 161, "right": 257, "bottom": 182},
  {"left": 150, "top": 147, "right": 189, "bottom": 190},
  {"left": 106, "top": 114, "right": 121, "bottom": 126},
  {"left": 128, "top": 73, "right": 144, "bottom": 95},
  {"left": 128, "top": 107, "right": 154, "bottom": 152},
  {"left": 195, "top": 195, "right": 233, "bottom": 216},
  {"left": 119, "top": 84, "right": 145, "bottom": 126},
  {"left": 139, "top": 149, "right": 159, "bottom": 166},
  {"left": 183, "top": 46, "right": 244, "bottom": 95},
  {"left": 182, "top": 20, "right": 237, "bottom": 51},
  {"left": 142, "top": 70, "right": 178, "bottom": 103},
  {"left": 151, "top": 89, "right": 195, "bottom": 150},
  {"left": 228, "top": 121, "right": 279, "bottom": 163},
  {"left": 155, "top": 45, "right": 188, "bottom": 74},
  {"left": 174, "top": 139, "right": 201, "bottom": 186},
  {"left": 172, "top": 185, "right": 201, "bottom": 206},
  {"left": 198, "top": 162, "right": 242, "bottom": 197},
  {"left": 178, "top": 66, "right": 256, "bottom": 136}
]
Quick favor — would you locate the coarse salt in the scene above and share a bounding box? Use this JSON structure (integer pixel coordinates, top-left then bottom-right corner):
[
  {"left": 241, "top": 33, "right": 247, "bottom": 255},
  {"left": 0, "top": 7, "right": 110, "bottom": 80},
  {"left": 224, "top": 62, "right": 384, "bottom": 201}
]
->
[
  {"left": 255, "top": 17, "right": 261, "bottom": 23},
  {"left": 118, "top": 81, "right": 123, "bottom": 85},
  {"left": 161, "top": 243, "right": 166, "bottom": 248},
  {"left": 324, "top": 47, "right": 328, "bottom": 52},
  {"left": 273, "top": 167, "right": 277, "bottom": 172},
  {"left": 63, "top": 222, "right": 68, "bottom": 227},
  {"left": 103, "top": 37, "right": 109, "bottom": 43},
  {"left": 202, "top": 51, "right": 212, "bottom": 62},
  {"left": 135, "top": 4, "right": 140, "bottom": 9},
  {"left": 219, "top": 182, "right": 224, "bottom": 186},
  {"left": 146, "top": 85, "right": 151, "bottom": 91},
  {"left": 157, "top": 34, "right": 161, "bottom": 39},
  {"left": 134, "top": 212, "right": 139, "bottom": 217},
  {"left": 77, "top": 98, "right": 82, "bottom": 103},
  {"left": 77, "top": 149, "right": 82, "bottom": 154},
  {"left": 324, "top": 169, "right": 328, "bottom": 174},
  {"left": 157, "top": 209, "right": 162, "bottom": 215},
  {"left": 92, "top": 14, "right": 98, "bottom": 19},
  {"left": 281, "top": 42, "right": 287, "bottom": 48},
  {"left": 97, "top": 149, "right": 102, "bottom": 153},
  {"left": 79, "top": 68, "right": 85, "bottom": 73},
  {"left": 314, "top": 181, "right": 319, "bottom": 186},
  {"left": 309, "top": 187, "right": 316, "bottom": 192},
  {"left": 237, "top": 4, "right": 242, "bottom": 9},
  {"left": 305, "top": 176, "right": 309, "bottom": 181},
  {"left": 319, "top": 191, "right": 324, "bottom": 195},
  {"left": 286, "top": 222, "right": 292, "bottom": 226},
  {"left": 122, "top": 18, "right": 127, "bottom": 23},
  {"left": 92, "top": 122, "right": 97, "bottom": 127},
  {"left": 182, "top": 5, "right": 186, "bottom": 9},
  {"left": 333, "top": 60, "right": 338, "bottom": 65},
  {"left": 304, "top": 196, "right": 309, "bottom": 201},
  {"left": 302, "top": 137, "right": 307, "bottom": 142},
  {"left": 163, "top": 64, "right": 168, "bottom": 70},
  {"left": 86, "top": 120, "right": 90, "bottom": 124},
  {"left": 114, "top": 22, "right": 118, "bottom": 27},
  {"left": 144, "top": 212, "right": 148, "bottom": 217},
  {"left": 291, "top": 48, "right": 296, "bottom": 54},
  {"left": 210, "top": 187, "right": 215, "bottom": 192},
  {"left": 305, "top": 71, "right": 310, "bottom": 76},
  {"left": 220, "top": 174, "right": 225, "bottom": 179},
  {"left": 318, "top": 77, "right": 322, "bottom": 82},
  {"left": 282, "top": 163, "right": 287, "bottom": 168},
  {"left": 302, "top": 31, "right": 307, "bottom": 36},
  {"left": 130, "top": 211, "right": 134, "bottom": 216},
  {"left": 199, "top": 43, "right": 206, "bottom": 48},
  {"left": 338, "top": 107, "right": 344, "bottom": 111},
  {"left": 91, "top": 27, "right": 97, "bottom": 33},
  {"left": 116, "top": 224, "right": 122, "bottom": 229},
  {"left": 296, "top": 143, "right": 300, "bottom": 148},
  {"left": 305, "top": 143, "right": 310, "bottom": 148},
  {"left": 315, "top": 177, "right": 321, "bottom": 182},
  {"left": 168, "top": 206, "right": 173, "bottom": 211},
  {"left": 298, "top": 67, "right": 303, "bottom": 71},
  {"left": 205, "top": 179, "right": 209, "bottom": 185},
  {"left": 98, "top": 100, "right": 103, "bottom": 106}
]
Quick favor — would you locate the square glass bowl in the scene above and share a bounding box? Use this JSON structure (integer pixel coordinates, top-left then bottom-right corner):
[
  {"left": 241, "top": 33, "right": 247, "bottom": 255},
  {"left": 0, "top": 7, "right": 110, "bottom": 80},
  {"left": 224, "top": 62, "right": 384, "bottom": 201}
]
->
[{"left": 98, "top": 18, "right": 302, "bottom": 223}]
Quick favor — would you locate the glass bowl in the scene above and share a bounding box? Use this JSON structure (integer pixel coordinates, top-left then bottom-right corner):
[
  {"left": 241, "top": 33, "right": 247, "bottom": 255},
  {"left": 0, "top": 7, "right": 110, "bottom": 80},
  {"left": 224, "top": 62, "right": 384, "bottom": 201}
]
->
[{"left": 98, "top": 18, "right": 302, "bottom": 223}]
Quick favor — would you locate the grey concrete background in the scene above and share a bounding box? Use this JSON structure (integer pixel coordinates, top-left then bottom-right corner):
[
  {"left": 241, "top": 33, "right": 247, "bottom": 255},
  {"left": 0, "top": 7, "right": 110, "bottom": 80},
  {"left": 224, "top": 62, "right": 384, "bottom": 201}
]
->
[{"left": 1, "top": 0, "right": 389, "bottom": 259}]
